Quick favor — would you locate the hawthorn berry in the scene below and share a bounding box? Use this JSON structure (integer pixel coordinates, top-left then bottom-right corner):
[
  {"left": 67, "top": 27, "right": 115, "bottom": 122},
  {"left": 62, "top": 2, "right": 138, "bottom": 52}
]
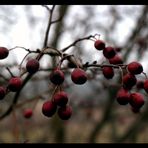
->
[
  {"left": 8, "top": 77, "right": 22, "bottom": 92},
  {"left": 144, "top": 79, "right": 148, "bottom": 93},
  {"left": 23, "top": 109, "right": 33, "bottom": 119},
  {"left": 102, "top": 66, "right": 114, "bottom": 79},
  {"left": 58, "top": 105, "right": 72, "bottom": 120},
  {"left": 71, "top": 68, "right": 87, "bottom": 85},
  {"left": 42, "top": 100, "right": 57, "bottom": 117},
  {"left": 0, "top": 86, "right": 6, "bottom": 100},
  {"left": 50, "top": 68, "right": 65, "bottom": 85},
  {"left": 0, "top": 47, "right": 9, "bottom": 59},
  {"left": 94, "top": 40, "right": 105, "bottom": 50},
  {"left": 109, "top": 54, "right": 123, "bottom": 65},
  {"left": 127, "top": 61, "right": 143, "bottom": 75},
  {"left": 53, "top": 91, "right": 68, "bottom": 107},
  {"left": 103, "top": 46, "right": 116, "bottom": 59},
  {"left": 26, "top": 59, "right": 40, "bottom": 74},
  {"left": 129, "top": 92, "right": 144, "bottom": 109},
  {"left": 123, "top": 73, "right": 137, "bottom": 90},
  {"left": 116, "top": 88, "right": 130, "bottom": 105}
]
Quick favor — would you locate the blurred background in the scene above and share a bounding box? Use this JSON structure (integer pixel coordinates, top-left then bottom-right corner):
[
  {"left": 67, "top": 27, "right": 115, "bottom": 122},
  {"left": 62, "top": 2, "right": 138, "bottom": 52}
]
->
[{"left": 0, "top": 5, "right": 148, "bottom": 143}]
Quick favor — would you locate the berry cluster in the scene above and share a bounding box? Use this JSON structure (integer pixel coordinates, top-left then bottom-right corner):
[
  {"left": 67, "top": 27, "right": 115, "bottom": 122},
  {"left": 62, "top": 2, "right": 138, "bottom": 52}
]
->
[
  {"left": 41, "top": 67, "right": 87, "bottom": 120},
  {"left": 94, "top": 39, "right": 146, "bottom": 113},
  {"left": 0, "top": 35, "right": 147, "bottom": 121}
]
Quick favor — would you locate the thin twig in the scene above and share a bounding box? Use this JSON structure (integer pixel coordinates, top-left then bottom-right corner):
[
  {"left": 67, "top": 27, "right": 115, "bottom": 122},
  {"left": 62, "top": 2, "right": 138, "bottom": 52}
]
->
[
  {"left": 61, "top": 35, "right": 96, "bottom": 52},
  {"left": 6, "top": 67, "right": 15, "bottom": 77}
]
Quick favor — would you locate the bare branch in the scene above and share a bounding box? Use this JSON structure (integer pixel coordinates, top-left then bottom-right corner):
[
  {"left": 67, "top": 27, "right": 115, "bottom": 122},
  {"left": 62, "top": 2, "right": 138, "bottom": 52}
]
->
[{"left": 43, "top": 5, "right": 56, "bottom": 48}]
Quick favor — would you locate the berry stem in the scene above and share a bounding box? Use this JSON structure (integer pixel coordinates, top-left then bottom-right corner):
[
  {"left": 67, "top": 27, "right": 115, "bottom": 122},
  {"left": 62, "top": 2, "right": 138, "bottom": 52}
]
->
[
  {"left": 142, "top": 72, "right": 148, "bottom": 79},
  {"left": 6, "top": 67, "right": 15, "bottom": 77}
]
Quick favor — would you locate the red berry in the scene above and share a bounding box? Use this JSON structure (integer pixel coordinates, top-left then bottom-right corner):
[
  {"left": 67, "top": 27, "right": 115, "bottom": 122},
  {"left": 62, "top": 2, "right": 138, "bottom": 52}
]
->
[
  {"left": 23, "top": 109, "right": 33, "bottom": 119},
  {"left": 129, "top": 93, "right": 144, "bottom": 109},
  {"left": 0, "top": 86, "right": 6, "bottom": 100},
  {"left": 116, "top": 88, "right": 130, "bottom": 105},
  {"left": 144, "top": 79, "right": 148, "bottom": 93},
  {"left": 58, "top": 105, "right": 72, "bottom": 120},
  {"left": 136, "top": 80, "right": 144, "bottom": 90},
  {"left": 102, "top": 66, "right": 114, "bottom": 79},
  {"left": 0, "top": 47, "right": 9, "bottom": 59},
  {"left": 103, "top": 46, "right": 116, "bottom": 59},
  {"left": 127, "top": 61, "right": 143, "bottom": 75},
  {"left": 109, "top": 54, "right": 123, "bottom": 65},
  {"left": 53, "top": 91, "right": 68, "bottom": 107},
  {"left": 50, "top": 69, "right": 64, "bottom": 85},
  {"left": 42, "top": 100, "right": 57, "bottom": 117},
  {"left": 71, "top": 68, "right": 87, "bottom": 85},
  {"left": 26, "top": 59, "right": 40, "bottom": 74},
  {"left": 123, "top": 73, "right": 137, "bottom": 90},
  {"left": 94, "top": 40, "right": 105, "bottom": 50},
  {"left": 8, "top": 77, "right": 22, "bottom": 92}
]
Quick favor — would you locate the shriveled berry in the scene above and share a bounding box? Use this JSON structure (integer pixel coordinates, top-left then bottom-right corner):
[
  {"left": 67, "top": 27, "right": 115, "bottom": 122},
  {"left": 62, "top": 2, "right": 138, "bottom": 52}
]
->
[
  {"left": 127, "top": 61, "right": 143, "bottom": 75},
  {"left": 58, "top": 105, "right": 72, "bottom": 120},
  {"left": 8, "top": 77, "right": 22, "bottom": 92},
  {"left": 115, "top": 47, "right": 122, "bottom": 52},
  {"left": 131, "top": 107, "right": 140, "bottom": 114},
  {"left": 0, "top": 47, "right": 9, "bottom": 59},
  {"left": 26, "top": 59, "right": 40, "bottom": 74},
  {"left": 136, "top": 80, "right": 144, "bottom": 90},
  {"left": 102, "top": 66, "right": 114, "bottom": 79},
  {"left": 109, "top": 54, "right": 123, "bottom": 65},
  {"left": 129, "top": 92, "right": 144, "bottom": 109},
  {"left": 42, "top": 100, "right": 57, "bottom": 117},
  {"left": 116, "top": 88, "right": 130, "bottom": 105},
  {"left": 123, "top": 73, "right": 137, "bottom": 90},
  {"left": 94, "top": 40, "right": 105, "bottom": 50},
  {"left": 50, "top": 69, "right": 64, "bottom": 85},
  {"left": 71, "top": 68, "right": 87, "bottom": 85},
  {"left": 0, "top": 86, "right": 6, "bottom": 100},
  {"left": 23, "top": 109, "right": 33, "bottom": 119},
  {"left": 144, "top": 79, "right": 148, "bottom": 93},
  {"left": 53, "top": 91, "right": 68, "bottom": 107},
  {"left": 103, "top": 46, "right": 116, "bottom": 59}
]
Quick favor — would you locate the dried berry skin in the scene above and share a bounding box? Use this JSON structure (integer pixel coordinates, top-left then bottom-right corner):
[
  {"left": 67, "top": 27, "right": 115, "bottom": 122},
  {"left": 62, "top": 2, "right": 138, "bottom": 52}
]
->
[
  {"left": 102, "top": 66, "right": 114, "bottom": 79},
  {"left": 53, "top": 91, "right": 68, "bottom": 107},
  {"left": 23, "top": 109, "right": 33, "bottom": 118},
  {"left": 0, "top": 86, "right": 6, "bottom": 100},
  {"left": 42, "top": 101, "right": 57, "bottom": 117},
  {"left": 8, "top": 77, "right": 22, "bottom": 92},
  {"left": 0, "top": 47, "right": 9, "bottom": 59},
  {"left": 26, "top": 59, "right": 40, "bottom": 74},
  {"left": 123, "top": 73, "right": 137, "bottom": 90},
  {"left": 129, "top": 93, "right": 144, "bottom": 109},
  {"left": 50, "top": 69, "right": 65, "bottom": 85},
  {"left": 109, "top": 54, "right": 123, "bottom": 65},
  {"left": 127, "top": 61, "right": 143, "bottom": 75},
  {"left": 103, "top": 46, "right": 116, "bottom": 59},
  {"left": 144, "top": 79, "right": 148, "bottom": 93},
  {"left": 94, "top": 40, "right": 105, "bottom": 50},
  {"left": 58, "top": 105, "right": 72, "bottom": 120},
  {"left": 71, "top": 68, "right": 87, "bottom": 85},
  {"left": 116, "top": 88, "right": 130, "bottom": 105}
]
